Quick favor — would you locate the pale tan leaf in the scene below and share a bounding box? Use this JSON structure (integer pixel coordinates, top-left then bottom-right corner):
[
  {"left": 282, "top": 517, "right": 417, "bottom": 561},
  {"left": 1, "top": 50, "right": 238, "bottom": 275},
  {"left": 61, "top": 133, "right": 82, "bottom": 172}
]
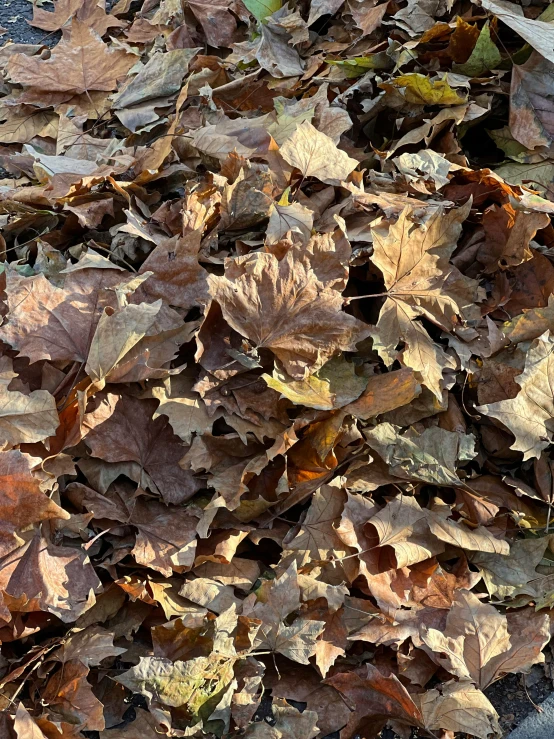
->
[
  {"left": 420, "top": 681, "right": 501, "bottom": 739},
  {"left": 280, "top": 120, "right": 358, "bottom": 185},
  {"left": 478, "top": 331, "right": 554, "bottom": 460}
]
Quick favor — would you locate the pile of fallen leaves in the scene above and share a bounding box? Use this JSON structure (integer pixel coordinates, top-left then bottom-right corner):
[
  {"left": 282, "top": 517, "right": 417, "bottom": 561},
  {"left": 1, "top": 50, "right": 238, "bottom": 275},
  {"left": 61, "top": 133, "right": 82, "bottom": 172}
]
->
[{"left": 6, "top": 0, "right": 554, "bottom": 737}]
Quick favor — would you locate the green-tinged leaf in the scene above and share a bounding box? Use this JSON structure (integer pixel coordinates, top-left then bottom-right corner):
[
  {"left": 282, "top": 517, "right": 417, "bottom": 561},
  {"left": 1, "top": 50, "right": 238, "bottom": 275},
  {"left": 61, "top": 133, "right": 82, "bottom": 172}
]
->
[
  {"left": 453, "top": 23, "right": 501, "bottom": 76},
  {"left": 263, "top": 356, "right": 366, "bottom": 410},
  {"left": 242, "top": 0, "right": 281, "bottom": 22},
  {"left": 116, "top": 655, "right": 236, "bottom": 721}
]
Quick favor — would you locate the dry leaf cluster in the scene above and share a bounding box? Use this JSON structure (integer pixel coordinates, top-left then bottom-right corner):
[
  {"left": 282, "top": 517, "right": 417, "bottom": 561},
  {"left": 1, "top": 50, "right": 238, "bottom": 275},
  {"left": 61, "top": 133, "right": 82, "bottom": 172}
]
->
[{"left": 3, "top": 0, "right": 554, "bottom": 737}]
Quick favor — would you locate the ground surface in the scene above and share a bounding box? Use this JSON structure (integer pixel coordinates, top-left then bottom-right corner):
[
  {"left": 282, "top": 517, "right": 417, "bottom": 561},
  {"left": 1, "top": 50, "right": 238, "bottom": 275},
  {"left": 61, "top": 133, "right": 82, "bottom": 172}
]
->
[{"left": 1, "top": 0, "right": 59, "bottom": 44}]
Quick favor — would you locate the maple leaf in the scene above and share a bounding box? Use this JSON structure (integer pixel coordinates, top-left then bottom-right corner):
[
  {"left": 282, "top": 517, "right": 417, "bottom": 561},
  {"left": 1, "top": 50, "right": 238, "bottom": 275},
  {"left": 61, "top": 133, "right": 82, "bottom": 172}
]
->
[
  {"left": 478, "top": 331, "right": 554, "bottom": 460},
  {"left": 0, "top": 263, "right": 124, "bottom": 364},
  {"left": 280, "top": 120, "right": 359, "bottom": 185},
  {"left": 0, "top": 356, "right": 59, "bottom": 447},
  {"left": 326, "top": 663, "right": 424, "bottom": 738},
  {"left": 370, "top": 202, "right": 481, "bottom": 397},
  {"left": 0, "top": 532, "right": 101, "bottom": 622},
  {"left": 7, "top": 20, "right": 134, "bottom": 94},
  {"left": 421, "top": 680, "right": 501, "bottom": 739},
  {"left": 30, "top": 0, "right": 126, "bottom": 35},
  {"left": 0, "top": 450, "right": 69, "bottom": 558},
  {"left": 211, "top": 250, "right": 370, "bottom": 380},
  {"left": 84, "top": 394, "right": 200, "bottom": 504}
]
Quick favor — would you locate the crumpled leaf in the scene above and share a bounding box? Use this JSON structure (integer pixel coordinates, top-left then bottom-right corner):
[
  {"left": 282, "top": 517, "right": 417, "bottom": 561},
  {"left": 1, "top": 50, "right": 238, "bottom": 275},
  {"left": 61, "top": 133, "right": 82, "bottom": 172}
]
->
[
  {"left": 382, "top": 74, "right": 467, "bottom": 106},
  {"left": 116, "top": 654, "right": 236, "bottom": 720},
  {"left": 364, "top": 424, "right": 476, "bottom": 487}
]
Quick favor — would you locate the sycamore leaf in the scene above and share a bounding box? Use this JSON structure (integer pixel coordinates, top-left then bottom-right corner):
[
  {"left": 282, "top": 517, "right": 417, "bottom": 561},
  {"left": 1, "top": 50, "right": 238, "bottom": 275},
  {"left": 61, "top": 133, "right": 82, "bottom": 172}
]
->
[
  {"left": 30, "top": 0, "right": 126, "bottom": 34},
  {"left": 282, "top": 485, "right": 349, "bottom": 562},
  {"left": 471, "top": 536, "right": 551, "bottom": 598},
  {"left": 509, "top": 51, "right": 554, "bottom": 151},
  {"left": 211, "top": 250, "right": 370, "bottom": 380},
  {"left": 152, "top": 377, "right": 212, "bottom": 445},
  {"left": 116, "top": 655, "right": 236, "bottom": 720},
  {"left": 77, "top": 483, "right": 199, "bottom": 576},
  {"left": 343, "top": 368, "right": 421, "bottom": 419},
  {"left": 453, "top": 23, "right": 501, "bottom": 77},
  {"left": 481, "top": 0, "right": 554, "bottom": 65},
  {"left": 7, "top": 20, "right": 135, "bottom": 94},
  {"left": 0, "top": 266, "right": 124, "bottom": 364},
  {"left": 113, "top": 49, "right": 199, "bottom": 109},
  {"left": 420, "top": 680, "right": 501, "bottom": 739},
  {"left": 326, "top": 664, "right": 424, "bottom": 736},
  {"left": 0, "top": 532, "right": 101, "bottom": 622},
  {"left": 244, "top": 699, "right": 318, "bottom": 739},
  {"left": 504, "top": 296, "right": 554, "bottom": 343},
  {"left": 382, "top": 73, "right": 467, "bottom": 106},
  {"left": 280, "top": 121, "right": 359, "bottom": 185},
  {"left": 84, "top": 394, "right": 200, "bottom": 504},
  {"left": 364, "top": 424, "right": 477, "bottom": 487},
  {"left": 242, "top": 0, "right": 281, "bottom": 22},
  {"left": 0, "top": 357, "right": 59, "bottom": 447},
  {"left": 495, "top": 160, "right": 554, "bottom": 193},
  {"left": 370, "top": 202, "right": 481, "bottom": 397},
  {"left": 367, "top": 494, "right": 444, "bottom": 568},
  {"left": 0, "top": 111, "right": 58, "bottom": 144},
  {"left": 263, "top": 356, "right": 366, "bottom": 410},
  {"left": 0, "top": 450, "right": 69, "bottom": 558},
  {"left": 421, "top": 590, "right": 510, "bottom": 688},
  {"left": 478, "top": 331, "right": 554, "bottom": 460},
  {"left": 13, "top": 703, "right": 49, "bottom": 739},
  {"left": 266, "top": 200, "right": 314, "bottom": 245}
]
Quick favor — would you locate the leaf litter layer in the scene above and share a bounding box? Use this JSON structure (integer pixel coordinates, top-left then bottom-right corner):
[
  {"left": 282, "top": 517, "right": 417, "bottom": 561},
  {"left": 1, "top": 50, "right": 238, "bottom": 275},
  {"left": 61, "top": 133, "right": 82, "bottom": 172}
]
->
[{"left": 3, "top": 0, "right": 554, "bottom": 738}]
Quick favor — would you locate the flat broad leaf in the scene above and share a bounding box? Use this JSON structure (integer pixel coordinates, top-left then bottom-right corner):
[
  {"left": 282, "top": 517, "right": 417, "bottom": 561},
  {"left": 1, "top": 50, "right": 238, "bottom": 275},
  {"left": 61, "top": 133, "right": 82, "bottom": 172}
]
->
[
  {"left": 420, "top": 680, "right": 501, "bottom": 739},
  {"left": 478, "top": 331, "right": 554, "bottom": 460},
  {"left": 7, "top": 20, "right": 135, "bottom": 93},
  {"left": 263, "top": 356, "right": 366, "bottom": 410},
  {"left": 280, "top": 120, "right": 359, "bottom": 185},
  {"left": 370, "top": 202, "right": 480, "bottom": 397}
]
